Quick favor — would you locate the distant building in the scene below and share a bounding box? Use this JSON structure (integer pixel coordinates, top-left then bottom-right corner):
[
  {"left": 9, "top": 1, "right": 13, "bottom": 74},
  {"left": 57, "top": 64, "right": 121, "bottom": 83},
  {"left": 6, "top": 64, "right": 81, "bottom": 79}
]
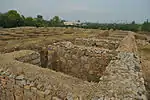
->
[{"left": 64, "top": 21, "right": 81, "bottom": 26}]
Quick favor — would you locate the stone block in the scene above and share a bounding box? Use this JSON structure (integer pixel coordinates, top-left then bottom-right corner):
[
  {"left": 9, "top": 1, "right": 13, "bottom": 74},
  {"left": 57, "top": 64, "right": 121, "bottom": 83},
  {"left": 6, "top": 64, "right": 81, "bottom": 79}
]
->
[
  {"left": 30, "top": 58, "right": 40, "bottom": 65},
  {"left": 45, "top": 95, "right": 52, "bottom": 100},
  {"left": 37, "top": 90, "right": 45, "bottom": 98},
  {"left": 52, "top": 97, "right": 62, "bottom": 100},
  {"left": 24, "top": 85, "right": 31, "bottom": 90},
  {"left": 30, "top": 53, "right": 40, "bottom": 60},
  {"left": 31, "top": 93, "right": 37, "bottom": 100},
  {"left": 15, "top": 74, "right": 24, "bottom": 80},
  {"left": 31, "top": 87, "right": 37, "bottom": 93},
  {"left": 6, "top": 90, "right": 15, "bottom": 100},
  {"left": 16, "top": 80, "right": 26, "bottom": 87},
  {"left": 6, "top": 79, "right": 14, "bottom": 89},
  {"left": 37, "top": 84, "right": 44, "bottom": 90},
  {"left": 44, "top": 89, "right": 51, "bottom": 96},
  {"left": 14, "top": 88, "right": 24, "bottom": 100},
  {"left": 29, "top": 81, "right": 35, "bottom": 87},
  {"left": 15, "top": 95, "right": 23, "bottom": 100},
  {"left": 23, "top": 89, "right": 33, "bottom": 100},
  {"left": 18, "top": 56, "right": 30, "bottom": 62}
]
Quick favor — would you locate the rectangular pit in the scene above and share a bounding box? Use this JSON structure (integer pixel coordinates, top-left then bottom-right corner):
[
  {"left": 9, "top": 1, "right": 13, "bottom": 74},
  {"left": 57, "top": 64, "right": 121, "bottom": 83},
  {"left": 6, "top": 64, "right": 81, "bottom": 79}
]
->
[
  {"left": 47, "top": 42, "right": 117, "bottom": 82},
  {"left": 16, "top": 41, "right": 117, "bottom": 82}
]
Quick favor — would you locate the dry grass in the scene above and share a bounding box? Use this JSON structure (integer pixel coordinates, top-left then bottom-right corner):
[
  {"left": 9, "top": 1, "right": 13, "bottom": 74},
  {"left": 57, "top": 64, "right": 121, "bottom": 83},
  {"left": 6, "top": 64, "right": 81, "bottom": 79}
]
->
[
  {"left": 0, "top": 27, "right": 92, "bottom": 53},
  {"left": 135, "top": 34, "right": 147, "bottom": 40},
  {"left": 96, "top": 31, "right": 110, "bottom": 38},
  {"left": 139, "top": 45, "right": 150, "bottom": 60}
]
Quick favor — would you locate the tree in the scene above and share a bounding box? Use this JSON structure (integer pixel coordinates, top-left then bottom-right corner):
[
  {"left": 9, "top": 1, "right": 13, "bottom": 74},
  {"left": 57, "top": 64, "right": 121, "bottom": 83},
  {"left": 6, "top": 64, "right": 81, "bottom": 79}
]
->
[
  {"left": 49, "top": 16, "right": 63, "bottom": 26},
  {"left": 37, "top": 15, "right": 43, "bottom": 20},
  {"left": 0, "top": 10, "right": 24, "bottom": 28},
  {"left": 0, "top": 12, "right": 9, "bottom": 28},
  {"left": 131, "top": 21, "right": 135, "bottom": 24},
  {"left": 142, "top": 21, "right": 150, "bottom": 32},
  {"left": 6, "top": 10, "right": 23, "bottom": 27},
  {"left": 35, "top": 15, "right": 44, "bottom": 27},
  {"left": 24, "top": 17, "right": 35, "bottom": 26},
  {"left": 0, "top": 13, "right": 3, "bottom": 27},
  {"left": 77, "top": 20, "right": 80, "bottom": 23}
]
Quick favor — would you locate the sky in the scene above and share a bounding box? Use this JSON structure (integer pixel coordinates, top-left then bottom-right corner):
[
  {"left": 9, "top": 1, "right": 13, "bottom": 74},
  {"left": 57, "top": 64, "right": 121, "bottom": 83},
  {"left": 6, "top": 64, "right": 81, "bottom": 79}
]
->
[{"left": 0, "top": 0, "right": 150, "bottom": 23}]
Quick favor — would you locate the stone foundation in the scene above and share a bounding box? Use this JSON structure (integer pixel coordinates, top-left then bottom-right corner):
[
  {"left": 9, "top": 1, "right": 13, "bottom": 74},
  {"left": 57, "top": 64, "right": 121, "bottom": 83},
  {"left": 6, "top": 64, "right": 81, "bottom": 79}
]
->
[
  {"left": 0, "top": 31, "right": 148, "bottom": 100},
  {"left": 15, "top": 41, "right": 117, "bottom": 82},
  {"left": 48, "top": 42, "right": 117, "bottom": 82},
  {"left": 74, "top": 38, "right": 119, "bottom": 50},
  {"left": 16, "top": 52, "right": 40, "bottom": 66}
]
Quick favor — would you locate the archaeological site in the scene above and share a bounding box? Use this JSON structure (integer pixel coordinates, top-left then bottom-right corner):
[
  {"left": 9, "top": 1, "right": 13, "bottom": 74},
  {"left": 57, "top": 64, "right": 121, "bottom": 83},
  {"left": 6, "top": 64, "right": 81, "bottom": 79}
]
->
[{"left": 0, "top": 27, "right": 150, "bottom": 100}]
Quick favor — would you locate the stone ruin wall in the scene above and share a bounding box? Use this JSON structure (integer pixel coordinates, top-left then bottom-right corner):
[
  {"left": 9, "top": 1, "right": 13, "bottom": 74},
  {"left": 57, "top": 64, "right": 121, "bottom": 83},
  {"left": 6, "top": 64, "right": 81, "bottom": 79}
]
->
[
  {"left": 16, "top": 52, "right": 41, "bottom": 66},
  {"left": 0, "top": 32, "right": 148, "bottom": 100},
  {"left": 74, "top": 38, "right": 119, "bottom": 50},
  {"left": 47, "top": 42, "right": 117, "bottom": 82}
]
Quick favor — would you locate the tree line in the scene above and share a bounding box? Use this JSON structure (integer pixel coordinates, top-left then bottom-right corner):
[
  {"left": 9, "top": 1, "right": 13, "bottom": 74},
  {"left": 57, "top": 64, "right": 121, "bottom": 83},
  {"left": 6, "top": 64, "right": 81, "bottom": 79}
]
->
[
  {"left": 78, "top": 20, "right": 150, "bottom": 32},
  {"left": 0, "top": 10, "right": 150, "bottom": 32},
  {"left": 0, "top": 10, "right": 64, "bottom": 28}
]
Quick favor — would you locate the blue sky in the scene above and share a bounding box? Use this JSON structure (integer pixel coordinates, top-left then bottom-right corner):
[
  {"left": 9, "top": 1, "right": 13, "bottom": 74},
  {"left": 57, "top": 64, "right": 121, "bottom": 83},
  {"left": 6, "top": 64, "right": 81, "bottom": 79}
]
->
[{"left": 0, "top": 0, "right": 150, "bottom": 23}]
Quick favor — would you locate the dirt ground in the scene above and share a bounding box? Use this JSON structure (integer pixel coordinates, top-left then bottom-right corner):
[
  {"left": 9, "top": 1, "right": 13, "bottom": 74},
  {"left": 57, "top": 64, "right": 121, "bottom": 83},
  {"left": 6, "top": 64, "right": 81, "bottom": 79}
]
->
[{"left": 0, "top": 27, "right": 98, "bottom": 53}]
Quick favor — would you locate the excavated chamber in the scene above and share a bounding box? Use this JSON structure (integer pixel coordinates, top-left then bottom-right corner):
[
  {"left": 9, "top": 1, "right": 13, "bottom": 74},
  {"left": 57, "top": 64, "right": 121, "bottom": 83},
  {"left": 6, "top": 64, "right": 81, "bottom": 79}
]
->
[
  {"left": 47, "top": 42, "right": 117, "bottom": 82},
  {"left": 16, "top": 41, "right": 118, "bottom": 82}
]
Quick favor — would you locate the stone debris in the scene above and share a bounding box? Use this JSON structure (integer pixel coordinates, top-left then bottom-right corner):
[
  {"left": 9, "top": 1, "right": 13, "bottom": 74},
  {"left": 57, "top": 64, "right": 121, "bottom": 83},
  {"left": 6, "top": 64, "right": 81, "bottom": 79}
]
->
[
  {"left": 15, "top": 74, "right": 25, "bottom": 80},
  {"left": 0, "top": 30, "right": 148, "bottom": 100}
]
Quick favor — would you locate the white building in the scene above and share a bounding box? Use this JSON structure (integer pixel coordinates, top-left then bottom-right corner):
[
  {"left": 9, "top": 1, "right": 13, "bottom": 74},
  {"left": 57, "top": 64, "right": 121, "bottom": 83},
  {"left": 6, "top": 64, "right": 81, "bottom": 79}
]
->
[{"left": 64, "top": 21, "right": 81, "bottom": 26}]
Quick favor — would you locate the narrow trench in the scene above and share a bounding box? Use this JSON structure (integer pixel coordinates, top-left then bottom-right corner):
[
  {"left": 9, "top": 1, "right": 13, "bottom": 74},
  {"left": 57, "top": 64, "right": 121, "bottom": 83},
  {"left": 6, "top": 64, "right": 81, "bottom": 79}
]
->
[
  {"left": 144, "top": 80, "right": 150, "bottom": 99},
  {"left": 39, "top": 47, "right": 48, "bottom": 68}
]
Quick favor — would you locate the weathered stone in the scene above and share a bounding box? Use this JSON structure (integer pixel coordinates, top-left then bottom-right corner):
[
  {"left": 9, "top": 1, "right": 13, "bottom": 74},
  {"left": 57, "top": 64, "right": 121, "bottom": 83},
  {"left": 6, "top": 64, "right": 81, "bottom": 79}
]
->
[
  {"left": 24, "top": 85, "right": 31, "bottom": 90},
  {"left": 37, "top": 90, "right": 45, "bottom": 98},
  {"left": 81, "top": 56, "right": 88, "bottom": 63},
  {"left": 26, "top": 80, "right": 30, "bottom": 85},
  {"left": 16, "top": 79, "right": 26, "bottom": 86},
  {"left": 0, "top": 68, "right": 3, "bottom": 72},
  {"left": 92, "top": 96, "right": 101, "bottom": 100},
  {"left": 14, "top": 87, "right": 24, "bottom": 100},
  {"left": 15, "top": 95, "right": 23, "bottom": 100},
  {"left": 9, "top": 74, "right": 16, "bottom": 78},
  {"left": 67, "top": 93, "right": 73, "bottom": 100},
  {"left": 16, "top": 74, "right": 24, "bottom": 80},
  {"left": 1, "top": 71, "right": 6, "bottom": 75},
  {"left": 52, "top": 97, "right": 62, "bottom": 100},
  {"left": 23, "top": 89, "right": 33, "bottom": 100},
  {"left": 39, "top": 47, "right": 48, "bottom": 68},
  {"left": 31, "top": 87, "right": 37, "bottom": 93},
  {"left": 30, "top": 81, "right": 35, "bottom": 87},
  {"left": 44, "top": 89, "right": 51, "bottom": 95},
  {"left": 45, "top": 95, "right": 52, "bottom": 100},
  {"left": 30, "top": 58, "right": 40, "bottom": 65},
  {"left": 37, "top": 84, "right": 44, "bottom": 90},
  {"left": 72, "top": 55, "right": 78, "bottom": 60},
  {"left": 64, "top": 42, "right": 73, "bottom": 48}
]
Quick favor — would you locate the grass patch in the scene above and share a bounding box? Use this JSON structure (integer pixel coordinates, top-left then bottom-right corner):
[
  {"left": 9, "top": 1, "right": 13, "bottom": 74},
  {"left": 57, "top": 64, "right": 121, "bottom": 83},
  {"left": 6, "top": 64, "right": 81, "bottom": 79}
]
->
[{"left": 139, "top": 45, "right": 150, "bottom": 60}]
